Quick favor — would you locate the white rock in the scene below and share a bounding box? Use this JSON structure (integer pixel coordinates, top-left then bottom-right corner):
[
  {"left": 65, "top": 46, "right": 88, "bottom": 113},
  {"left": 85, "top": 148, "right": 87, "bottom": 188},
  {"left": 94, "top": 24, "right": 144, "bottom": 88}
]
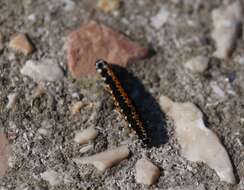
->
[
  {"left": 74, "top": 127, "right": 98, "bottom": 145},
  {"left": 210, "top": 81, "right": 226, "bottom": 99},
  {"left": 211, "top": 1, "right": 243, "bottom": 59},
  {"left": 40, "top": 170, "right": 62, "bottom": 186},
  {"left": 21, "top": 59, "right": 64, "bottom": 82},
  {"left": 185, "top": 56, "right": 209, "bottom": 73},
  {"left": 71, "top": 92, "right": 80, "bottom": 99},
  {"left": 6, "top": 92, "right": 18, "bottom": 110},
  {"left": 151, "top": 6, "right": 170, "bottom": 29},
  {"left": 234, "top": 56, "right": 244, "bottom": 65},
  {"left": 37, "top": 128, "right": 49, "bottom": 136},
  {"left": 135, "top": 158, "right": 160, "bottom": 185},
  {"left": 74, "top": 145, "right": 129, "bottom": 172},
  {"left": 159, "top": 96, "right": 236, "bottom": 184},
  {"left": 79, "top": 144, "right": 93, "bottom": 154},
  {"left": 62, "top": 0, "right": 75, "bottom": 11},
  {"left": 239, "top": 57, "right": 244, "bottom": 65},
  {"left": 27, "top": 14, "right": 36, "bottom": 21}
]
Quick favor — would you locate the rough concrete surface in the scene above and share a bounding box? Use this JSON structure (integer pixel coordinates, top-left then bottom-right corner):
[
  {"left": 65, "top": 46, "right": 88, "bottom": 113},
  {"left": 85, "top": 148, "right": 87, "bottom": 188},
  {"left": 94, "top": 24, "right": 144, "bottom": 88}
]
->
[{"left": 0, "top": 0, "right": 243, "bottom": 190}]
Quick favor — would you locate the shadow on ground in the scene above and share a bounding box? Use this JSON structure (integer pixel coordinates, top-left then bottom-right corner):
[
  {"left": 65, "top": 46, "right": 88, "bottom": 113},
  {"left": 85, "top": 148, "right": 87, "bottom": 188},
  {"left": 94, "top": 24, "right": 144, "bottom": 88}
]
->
[{"left": 102, "top": 64, "right": 169, "bottom": 148}]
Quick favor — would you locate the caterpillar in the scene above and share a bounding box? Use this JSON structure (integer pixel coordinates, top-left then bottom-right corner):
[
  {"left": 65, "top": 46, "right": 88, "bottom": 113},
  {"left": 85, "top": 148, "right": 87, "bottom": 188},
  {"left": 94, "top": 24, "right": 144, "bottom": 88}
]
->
[{"left": 95, "top": 59, "right": 149, "bottom": 145}]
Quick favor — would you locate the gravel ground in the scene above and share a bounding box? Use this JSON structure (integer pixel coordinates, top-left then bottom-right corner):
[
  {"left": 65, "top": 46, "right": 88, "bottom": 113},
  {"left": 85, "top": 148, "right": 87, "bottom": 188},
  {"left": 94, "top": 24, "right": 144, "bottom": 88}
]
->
[{"left": 0, "top": 0, "right": 243, "bottom": 189}]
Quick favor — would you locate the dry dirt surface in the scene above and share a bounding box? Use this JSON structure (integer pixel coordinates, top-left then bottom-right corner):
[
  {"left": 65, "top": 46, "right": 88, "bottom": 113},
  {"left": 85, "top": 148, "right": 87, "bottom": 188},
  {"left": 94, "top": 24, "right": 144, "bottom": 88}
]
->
[{"left": 0, "top": 0, "right": 243, "bottom": 190}]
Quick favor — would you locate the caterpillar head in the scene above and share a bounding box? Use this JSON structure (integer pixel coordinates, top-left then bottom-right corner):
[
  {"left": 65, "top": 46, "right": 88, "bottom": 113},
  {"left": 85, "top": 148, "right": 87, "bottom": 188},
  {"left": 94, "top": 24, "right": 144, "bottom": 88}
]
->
[{"left": 95, "top": 59, "right": 108, "bottom": 73}]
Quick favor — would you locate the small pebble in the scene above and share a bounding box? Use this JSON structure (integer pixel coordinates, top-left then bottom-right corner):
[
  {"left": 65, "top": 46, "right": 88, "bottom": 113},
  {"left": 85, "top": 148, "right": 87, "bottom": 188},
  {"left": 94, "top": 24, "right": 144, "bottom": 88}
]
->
[
  {"left": 135, "top": 158, "right": 160, "bottom": 185},
  {"left": 62, "top": 0, "right": 75, "bottom": 11},
  {"left": 27, "top": 14, "right": 36, "bottom": 21},
  {"left": 184, "top": 56, "right": 209, "bottom": 73},
  {"left": 37, "top": 128, "right": 49, "bottom": 136},
  {"left": 150, "top": 6, "right": 170, "bottom": 30},
  {"left": 79, "top": 144, "right": 93, "bottom": 154},
  {"left": 71, "top": 92, "right": 80, "bottom": 99},
  {"left": 160, "top": 96, "right": 236, "bottom": 184},
  {"left": 70, "top": 101, "right": 83, "bottom": 115},
  {"left": 9, "top": 33, "right": 34, "bottom": 55},
  {"left": 74, "top": 145, "right": 129, "bottom": 172},
  {"left": 234, "top": 56, "right": 244, "bottom": 65},
  {"left": 32, "top": 84, "right": 45, "bottom": 99},
  {"left": 21, "top": 59, "right": 64, "bottom": 82},
  {"left": 210, "top": 81, "right": 225, "bottom": 99},
  {"left": 6, "top": 92, "right": 18, "bottom": 110},
  {"left": 211, "top": 1, "right": 242, "bottom": 59},
  {"left": 40, "top": 170, "right": 62, "bottom": 186},
  {"left": 97, "top": 0, "right": 120, "bottom": 13},
  {"left": 74, "top": 127, "right": 98, "bottom": 145}
]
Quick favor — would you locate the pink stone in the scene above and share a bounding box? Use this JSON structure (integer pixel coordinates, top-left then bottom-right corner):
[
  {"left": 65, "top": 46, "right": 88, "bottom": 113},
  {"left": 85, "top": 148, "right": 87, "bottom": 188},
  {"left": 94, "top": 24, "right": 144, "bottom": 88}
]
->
[
  {"left": 0, "top": 133, "right": 9, "bottom": 178},
  {"left": 67, "top": 21, "right": 148, "bottom": 77}
]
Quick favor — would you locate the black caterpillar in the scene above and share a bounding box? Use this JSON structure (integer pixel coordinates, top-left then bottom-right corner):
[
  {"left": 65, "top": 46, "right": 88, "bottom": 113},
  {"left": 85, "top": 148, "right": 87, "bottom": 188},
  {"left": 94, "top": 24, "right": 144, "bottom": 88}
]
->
[{"left": 95, "top": 59, "right": 149, "bottom": 145}]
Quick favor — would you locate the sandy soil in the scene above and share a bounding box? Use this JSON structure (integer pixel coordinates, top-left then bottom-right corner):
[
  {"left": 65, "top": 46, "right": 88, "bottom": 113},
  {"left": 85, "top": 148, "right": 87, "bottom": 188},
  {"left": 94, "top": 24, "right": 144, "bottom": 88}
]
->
[{"left": 0, "top": 0, "right": 243, "bottom": 189}]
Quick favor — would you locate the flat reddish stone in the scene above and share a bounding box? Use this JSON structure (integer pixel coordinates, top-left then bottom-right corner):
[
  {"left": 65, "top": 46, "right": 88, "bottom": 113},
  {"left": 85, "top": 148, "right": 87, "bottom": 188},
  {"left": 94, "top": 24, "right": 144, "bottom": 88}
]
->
[
  {"left": 67, "top": 21, "right": 148, "bottom": 77},
  {"left": 0, "top": 133, "right": 9, "bottom": 178}
]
